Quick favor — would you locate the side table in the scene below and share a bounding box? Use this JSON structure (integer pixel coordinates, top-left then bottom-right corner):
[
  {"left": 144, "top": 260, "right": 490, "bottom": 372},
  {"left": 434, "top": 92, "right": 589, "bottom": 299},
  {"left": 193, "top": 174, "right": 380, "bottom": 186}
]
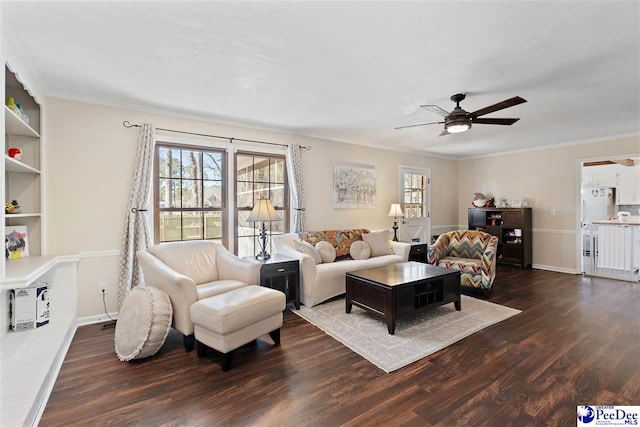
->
[
  {"left": 246, "top": 254, "right": 300, "bottom": 310},
  {"left": 408, "top": 242, "right": 428, "bottom": 263}
]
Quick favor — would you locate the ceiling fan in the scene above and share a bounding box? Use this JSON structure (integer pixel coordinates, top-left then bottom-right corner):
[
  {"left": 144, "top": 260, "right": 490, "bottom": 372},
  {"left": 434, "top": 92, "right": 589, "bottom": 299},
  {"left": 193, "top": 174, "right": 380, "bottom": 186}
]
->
[{"left": 396, "top": 93, "right": 527, "bottom": 136}]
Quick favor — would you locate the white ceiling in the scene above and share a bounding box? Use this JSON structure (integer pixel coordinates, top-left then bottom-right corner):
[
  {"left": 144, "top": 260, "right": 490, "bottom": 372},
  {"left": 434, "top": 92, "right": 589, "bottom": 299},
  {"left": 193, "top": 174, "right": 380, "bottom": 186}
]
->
[{"left": 2, "top": 1, "right": 639, "bottom": 158}]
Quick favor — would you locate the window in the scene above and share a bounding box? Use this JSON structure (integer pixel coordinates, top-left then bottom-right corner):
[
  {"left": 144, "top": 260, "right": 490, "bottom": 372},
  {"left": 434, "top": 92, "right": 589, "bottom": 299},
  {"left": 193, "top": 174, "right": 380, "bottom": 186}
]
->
[
  {"left": 235, "top": 152, "right": 288, "bottom": 258},
  {"left": 154, "top": 143, "right": 226, "bottom": 244}
]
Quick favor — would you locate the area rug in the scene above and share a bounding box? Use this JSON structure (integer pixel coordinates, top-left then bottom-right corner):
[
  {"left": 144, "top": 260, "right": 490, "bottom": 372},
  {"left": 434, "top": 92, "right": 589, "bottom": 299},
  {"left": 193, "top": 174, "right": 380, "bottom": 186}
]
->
[{"left": 292, "top": 295, "right": 521, "bottom": 372}]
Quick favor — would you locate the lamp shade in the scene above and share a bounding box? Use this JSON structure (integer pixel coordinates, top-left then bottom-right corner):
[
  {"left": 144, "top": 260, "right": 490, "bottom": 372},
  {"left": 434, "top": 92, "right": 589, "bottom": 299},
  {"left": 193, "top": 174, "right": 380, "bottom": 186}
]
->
[
  {"left": 388, "top": 203, "right": 404, "bottom": 217},
  {"left": 247, "top": 198, "right": 282, "bottom": 222}
]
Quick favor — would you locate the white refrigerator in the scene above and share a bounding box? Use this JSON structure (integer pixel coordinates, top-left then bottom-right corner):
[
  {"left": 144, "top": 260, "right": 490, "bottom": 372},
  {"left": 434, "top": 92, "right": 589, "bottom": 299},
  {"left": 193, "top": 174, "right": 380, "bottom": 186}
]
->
[{"left": 581, "top": 187, "right": 615, "bottom": 273}]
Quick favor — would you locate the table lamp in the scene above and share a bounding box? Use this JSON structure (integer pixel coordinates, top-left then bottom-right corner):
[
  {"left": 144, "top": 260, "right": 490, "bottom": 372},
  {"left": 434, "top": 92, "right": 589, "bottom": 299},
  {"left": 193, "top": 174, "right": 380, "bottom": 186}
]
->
[
  {"left": 247, "top": 197, "right": 282, "bottom": 260},
  {"left": 388, "top": 203, "right": 404, "bottom": 242}
]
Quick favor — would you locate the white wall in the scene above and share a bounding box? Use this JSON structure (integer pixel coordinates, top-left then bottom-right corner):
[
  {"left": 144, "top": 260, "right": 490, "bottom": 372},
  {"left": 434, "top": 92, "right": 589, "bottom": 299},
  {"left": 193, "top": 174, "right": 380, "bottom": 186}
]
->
[
  {"left": 44, "top": 97, "right": 459, "bottom": 318},
  {"left": 458, "top": 135, "right": 640, "bottom": 272}
]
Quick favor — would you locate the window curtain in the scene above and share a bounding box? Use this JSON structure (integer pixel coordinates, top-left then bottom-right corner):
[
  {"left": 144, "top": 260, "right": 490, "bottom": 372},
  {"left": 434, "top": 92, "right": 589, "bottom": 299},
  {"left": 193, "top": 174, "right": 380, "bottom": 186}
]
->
[
  {"left": 286, "top": 144, "right": 306, "bottom": 232},
  {"left": 117, "top": 124, "right": 155, "bottom": 309}
]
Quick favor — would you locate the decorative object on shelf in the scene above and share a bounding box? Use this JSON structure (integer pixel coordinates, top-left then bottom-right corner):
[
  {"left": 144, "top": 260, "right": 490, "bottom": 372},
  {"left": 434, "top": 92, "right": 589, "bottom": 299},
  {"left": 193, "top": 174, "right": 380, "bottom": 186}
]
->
[
  {"left": 5, "top": 225, "right": 29, "bottom": 259},
  {"left": 472, "top": 193, "right": 487, "bottom": 207},
  {"left": 5, "top": 96, "right": 21, "bottom": 116},
  {"left": 522, "top": 200, "right": 529, "bottom": 207},
  {"left": 5, "top": 202, "right": 14, "bottom": 214},
  {"left": 8, "top": 147, "right": 23, "bottom": 160},
  {"left": 10, "top": 200, "right": 21, "bottom": 214},
  {"left": 511, "top": 199, "right": 523, "bottom": 208},
  {"left": 387, "top": 203, "right": 404, "bottom": 241},
  {"left": 247, "top": 197, "right": 282, "bottom": 260},
  {"left": 16, "top": 103, "right": 29, "bottom": 125},
  {"left": 487, "top": 195, "right": 496, "bottom": 207},
  {"left": 500, "top": 198, "right": 510, "bottom": 208}
]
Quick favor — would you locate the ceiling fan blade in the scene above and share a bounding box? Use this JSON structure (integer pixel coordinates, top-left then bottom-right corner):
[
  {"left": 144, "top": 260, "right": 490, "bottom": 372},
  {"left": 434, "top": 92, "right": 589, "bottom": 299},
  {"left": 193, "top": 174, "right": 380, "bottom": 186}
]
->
[
  {"left": 420, "top": 104, "right": 450, "bottom": 117},
  {"left": 470, "top": 96, "right": 527, "bottom": 117},
  {"left": 439, "top": 129, "right": 450, "bottom": 137},
  {"left": 472, "top": 117, "right": 520, "bottom": 125},
  {"left": 394, "top": 121, "right": 444, "bottom": 130}
]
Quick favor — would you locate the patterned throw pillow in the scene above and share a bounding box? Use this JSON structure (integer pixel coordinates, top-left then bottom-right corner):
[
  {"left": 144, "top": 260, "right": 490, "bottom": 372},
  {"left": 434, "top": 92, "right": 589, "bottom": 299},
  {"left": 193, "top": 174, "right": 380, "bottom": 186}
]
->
[
  {"left": 294, "top": 239, "right": 322, "bottom": 264},
  {"left": 315, "top": 241, "right": 337, "bottom": 263},
  {"left": 349, "top": 240, "right": 371, "bottom": 260},
  {"left": 362, "top": 230, "right": 393, "bottom": 257}
]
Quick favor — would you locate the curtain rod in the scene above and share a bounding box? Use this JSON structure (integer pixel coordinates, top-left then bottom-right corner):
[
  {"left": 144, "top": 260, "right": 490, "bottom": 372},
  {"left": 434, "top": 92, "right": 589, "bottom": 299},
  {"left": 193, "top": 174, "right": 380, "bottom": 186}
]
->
[{"left": 122, "top": 121, "right": 311, "bottom": 150}]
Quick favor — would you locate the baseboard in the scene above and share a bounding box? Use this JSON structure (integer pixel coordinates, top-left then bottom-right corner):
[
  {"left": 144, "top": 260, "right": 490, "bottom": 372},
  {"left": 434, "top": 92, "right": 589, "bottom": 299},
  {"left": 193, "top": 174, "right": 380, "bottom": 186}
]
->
[
  {"left": 532, "top": 264, "right": 579, "bottom": 275},
  {"left": 77, "top": 312, "right": 119, "bottom": 326}
]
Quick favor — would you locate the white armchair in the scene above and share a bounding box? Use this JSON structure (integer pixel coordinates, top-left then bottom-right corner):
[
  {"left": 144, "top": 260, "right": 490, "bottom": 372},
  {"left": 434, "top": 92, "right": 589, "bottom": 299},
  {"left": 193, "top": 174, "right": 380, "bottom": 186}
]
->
[{"left": 137, "top": 240, "right": 261, "bottom": 352}]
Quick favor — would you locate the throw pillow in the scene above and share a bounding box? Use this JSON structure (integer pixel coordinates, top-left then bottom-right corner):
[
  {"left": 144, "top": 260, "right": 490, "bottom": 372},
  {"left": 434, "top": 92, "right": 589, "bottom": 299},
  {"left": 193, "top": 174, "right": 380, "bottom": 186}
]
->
[
  {"left": 315, "top": 241, "right": 337, "bottom": 263},
  {"left": 294, "top": 239, "right": 322, "bottom": 264},
  {"left": 349, "top": 240, "right": 371, "bottom": 260},
  {"left": 362, "top": 230, "right": 393, "bottom": 257}
]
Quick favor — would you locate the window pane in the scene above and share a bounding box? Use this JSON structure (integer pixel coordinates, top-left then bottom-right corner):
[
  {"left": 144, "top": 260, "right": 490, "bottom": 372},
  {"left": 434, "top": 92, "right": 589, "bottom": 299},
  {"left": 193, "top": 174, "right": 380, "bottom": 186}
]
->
[
  {"left": 271, "top": 211, "right": 286, "bottom": 233},
  {"left": 182, "top": 211, "right": 203, "bottom": 240},
  {"left": 237, "top": 236, "right": 256, "bottom": 258},
  {"left": 236, "top": 155, "right": 253, "bottom": 181},
  {"left": 204, "top": 211, "right": 222, "bottom": 240},
  {"left": 182, "top": 180, "right": 203, "bottom": 208},
  {"left": 203, "top": 152, "right": 223, "bottom": 180},
  {"left": 159, "top": 178, "right": 181, "bottom": 208},
  {"left": 271, "top": 158, "right": 285, "bottom": 183},
  {"left": 254, "top": 157, "right": 270, "bottom": 182},
  {"left": 182, "top": 150, "right": 202, "bottom": 179},
  {"left": 204, "top": 181, "right": 222, "bottom": 208},
  {"left": 237, "top": 211, "right": 255, "bottom": 237},
  {"left": 271, "top": 185, "right": 285, "bottom": 208},
  {"left": 237, "top": 182, "right": 253, "bottom": 208},
  {"left": 255, "top": 183, "right": 269, "bottom": 201},
  {"left": 158, "top": 147, "right": 181, "bottom": 178},
  {"left": 159, "top": 212, "right": 182, "bottom": 242}
]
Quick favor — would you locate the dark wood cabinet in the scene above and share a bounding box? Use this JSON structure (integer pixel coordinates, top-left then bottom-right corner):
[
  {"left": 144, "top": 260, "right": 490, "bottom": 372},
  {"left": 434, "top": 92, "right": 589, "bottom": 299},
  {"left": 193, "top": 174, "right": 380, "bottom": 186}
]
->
[
  {"left": 468, "top": 207, "right": 532, "bottom": 268},
  {"left": 247, "top": 254, "right": 300, "bottom": 309},
  {"left": 408, "top": 242, "right": 428, "bottom": 263}
]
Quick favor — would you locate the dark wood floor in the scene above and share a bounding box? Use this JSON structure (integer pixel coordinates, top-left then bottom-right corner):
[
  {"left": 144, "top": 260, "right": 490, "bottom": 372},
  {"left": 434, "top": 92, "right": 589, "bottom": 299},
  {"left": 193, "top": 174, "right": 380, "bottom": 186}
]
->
[{"left": 41, "top": 266, "right": 640, "bottom": 426}]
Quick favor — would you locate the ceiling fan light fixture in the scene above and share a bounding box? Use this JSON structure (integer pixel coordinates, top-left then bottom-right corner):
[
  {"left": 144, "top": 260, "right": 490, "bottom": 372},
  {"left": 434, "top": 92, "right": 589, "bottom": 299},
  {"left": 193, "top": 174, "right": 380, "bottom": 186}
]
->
[{"left": 446, "top": 123, "right": 471, "bottom": 133}]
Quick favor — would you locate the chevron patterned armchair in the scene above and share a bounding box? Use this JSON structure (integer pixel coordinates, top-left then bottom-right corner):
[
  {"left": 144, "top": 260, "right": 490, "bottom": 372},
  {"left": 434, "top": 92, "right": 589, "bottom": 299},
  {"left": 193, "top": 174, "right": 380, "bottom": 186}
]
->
[{"left": 427, "top": 230, "right": 499, "bottom": 293}]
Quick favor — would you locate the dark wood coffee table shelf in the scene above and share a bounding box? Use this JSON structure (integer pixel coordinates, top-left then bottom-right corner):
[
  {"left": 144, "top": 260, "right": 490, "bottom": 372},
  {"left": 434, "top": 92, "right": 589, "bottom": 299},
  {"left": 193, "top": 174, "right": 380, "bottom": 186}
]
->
[{"left": 345, "top": 262, "right": 461, "bottom": 335}]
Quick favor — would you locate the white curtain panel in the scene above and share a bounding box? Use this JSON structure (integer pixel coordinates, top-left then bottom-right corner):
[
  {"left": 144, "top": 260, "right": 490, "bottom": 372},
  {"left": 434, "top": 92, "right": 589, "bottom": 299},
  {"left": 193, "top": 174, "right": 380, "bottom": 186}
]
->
[
  {"left": 117, "top": 124, "right": 155, "bottom": 308},
  {"left": 286, "top": 144, "right": 306, "bottom": 232}
]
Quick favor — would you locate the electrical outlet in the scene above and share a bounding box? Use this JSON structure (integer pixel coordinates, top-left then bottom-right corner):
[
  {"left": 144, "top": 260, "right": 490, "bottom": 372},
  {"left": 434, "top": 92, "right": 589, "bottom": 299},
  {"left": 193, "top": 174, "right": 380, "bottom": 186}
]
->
[{"left": 99, "top": 282, "right": 107, "bottom": 294}]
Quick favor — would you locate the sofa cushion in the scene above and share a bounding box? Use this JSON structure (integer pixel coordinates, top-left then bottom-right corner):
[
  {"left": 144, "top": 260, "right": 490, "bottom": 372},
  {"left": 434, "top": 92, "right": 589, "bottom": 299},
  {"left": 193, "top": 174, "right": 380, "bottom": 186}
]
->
[
  {"left": 438, "top": 257, "right": 483, "bottom": 274},
  {"left": 294, "top": 239, "right": 322, "bottom": 264},
  {"left": 316, "top": 241, "right": 337, "bottom": 263},
  {"left": 146, "top": 240, "right": 218, "bottom": 284},
  {"left": 350, "top": 240, "right": 371, "bottom": 260},
  {"left": 362, "top": 230, "right": 393, "bottom": 257},
  {"left": 299, "top": 229, "right": 369, "bottom": 258}
]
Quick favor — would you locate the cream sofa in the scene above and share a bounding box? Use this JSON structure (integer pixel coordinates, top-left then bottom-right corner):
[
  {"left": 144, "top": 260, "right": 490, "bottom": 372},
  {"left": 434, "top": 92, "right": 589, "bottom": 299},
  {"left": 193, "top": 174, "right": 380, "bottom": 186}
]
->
[{"left": 273, "top": 230, "right": 410, "bottom": 308}]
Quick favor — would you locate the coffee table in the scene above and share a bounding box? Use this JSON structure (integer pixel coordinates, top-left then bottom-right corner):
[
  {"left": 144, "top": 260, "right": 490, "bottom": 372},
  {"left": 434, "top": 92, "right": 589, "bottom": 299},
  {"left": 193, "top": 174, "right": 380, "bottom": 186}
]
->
[{"left": 345, "top": 261, "right": 461, "bottom": 335}]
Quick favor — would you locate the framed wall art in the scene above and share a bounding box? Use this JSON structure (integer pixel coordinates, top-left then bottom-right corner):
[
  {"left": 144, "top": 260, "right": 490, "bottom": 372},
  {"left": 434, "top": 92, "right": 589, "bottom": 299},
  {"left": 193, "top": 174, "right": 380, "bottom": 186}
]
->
[
  {"left": 5, "top": 225, "right": 29, "bottom": 259},
  {"left": 333, "top": 164, "right": 376, "bottom": 209}
]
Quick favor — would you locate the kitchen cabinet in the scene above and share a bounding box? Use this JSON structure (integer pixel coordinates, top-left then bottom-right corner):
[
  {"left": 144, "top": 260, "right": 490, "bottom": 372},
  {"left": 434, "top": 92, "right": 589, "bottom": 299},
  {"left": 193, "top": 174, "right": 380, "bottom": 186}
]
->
[{"left": 617, "top": 170, "right": 640, "bottom": 204}]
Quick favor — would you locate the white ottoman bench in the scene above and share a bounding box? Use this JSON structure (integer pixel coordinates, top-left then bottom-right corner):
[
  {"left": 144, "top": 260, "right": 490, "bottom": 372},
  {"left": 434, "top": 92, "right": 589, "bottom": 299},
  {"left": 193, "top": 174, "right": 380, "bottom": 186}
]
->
[{"left": 190, "top": 285, "right": 286, "bottom": 371}]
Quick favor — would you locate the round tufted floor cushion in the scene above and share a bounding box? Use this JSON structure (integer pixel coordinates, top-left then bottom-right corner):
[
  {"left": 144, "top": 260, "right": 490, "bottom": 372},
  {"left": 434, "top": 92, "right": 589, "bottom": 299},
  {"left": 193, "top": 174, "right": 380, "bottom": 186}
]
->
[{"left": 115, "top": 286, "right": 173, "bottom": 362}]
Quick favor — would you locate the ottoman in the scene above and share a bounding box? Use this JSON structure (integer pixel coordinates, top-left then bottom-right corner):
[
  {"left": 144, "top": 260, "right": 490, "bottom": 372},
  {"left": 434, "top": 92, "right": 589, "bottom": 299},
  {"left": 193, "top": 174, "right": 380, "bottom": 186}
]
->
[{"left": 190, "top": 285, "right": 286, "bottom": 371}]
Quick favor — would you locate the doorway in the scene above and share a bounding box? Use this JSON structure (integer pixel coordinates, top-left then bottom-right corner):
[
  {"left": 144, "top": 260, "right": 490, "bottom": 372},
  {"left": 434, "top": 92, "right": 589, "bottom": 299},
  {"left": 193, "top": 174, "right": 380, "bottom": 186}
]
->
[
  {"left": 398, "top": 166, "right": 431, "bottom": 243},
  {"left": 578, "top": 154, "right": 639, "bottom": 279}
]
